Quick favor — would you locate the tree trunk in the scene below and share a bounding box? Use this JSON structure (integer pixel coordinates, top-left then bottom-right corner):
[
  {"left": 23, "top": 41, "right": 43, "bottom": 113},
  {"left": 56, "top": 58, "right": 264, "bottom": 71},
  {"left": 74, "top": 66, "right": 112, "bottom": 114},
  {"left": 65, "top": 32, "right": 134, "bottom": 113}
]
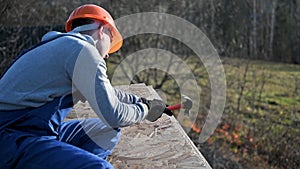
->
[
  {"left": 252, "top": 0, "right": 257, "bottom": 58},
  {"left": 210, "top": 0, "right": 216, "bottom": 40},
  {"left": 296, "top": 0, "right": 300, "bottom": 63},
  {"left": 268, "top": 0, "right": 278, "bottom": 60}
]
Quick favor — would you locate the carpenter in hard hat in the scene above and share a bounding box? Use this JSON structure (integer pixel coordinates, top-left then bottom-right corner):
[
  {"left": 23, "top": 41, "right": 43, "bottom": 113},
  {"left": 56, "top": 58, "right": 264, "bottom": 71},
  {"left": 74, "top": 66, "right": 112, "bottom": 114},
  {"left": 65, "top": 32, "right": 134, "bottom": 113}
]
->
[{"left": 0, "top": 4, "right": 171, "bottom": 169}]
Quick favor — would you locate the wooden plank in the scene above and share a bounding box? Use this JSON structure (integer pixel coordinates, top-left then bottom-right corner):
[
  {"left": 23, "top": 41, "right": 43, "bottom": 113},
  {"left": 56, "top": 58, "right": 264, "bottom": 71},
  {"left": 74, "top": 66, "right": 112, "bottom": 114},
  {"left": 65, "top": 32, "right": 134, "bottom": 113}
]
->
[{"left": 68, "top": 84, "right": 211, "bottom": 168}]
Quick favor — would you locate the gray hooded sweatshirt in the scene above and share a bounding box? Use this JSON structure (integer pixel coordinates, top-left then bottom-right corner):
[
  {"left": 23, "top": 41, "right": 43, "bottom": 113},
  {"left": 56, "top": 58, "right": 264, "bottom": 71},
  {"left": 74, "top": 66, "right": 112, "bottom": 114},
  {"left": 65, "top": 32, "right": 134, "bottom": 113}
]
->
[{"left": 0, "top": 31, "right": 148, "bottom": 128}]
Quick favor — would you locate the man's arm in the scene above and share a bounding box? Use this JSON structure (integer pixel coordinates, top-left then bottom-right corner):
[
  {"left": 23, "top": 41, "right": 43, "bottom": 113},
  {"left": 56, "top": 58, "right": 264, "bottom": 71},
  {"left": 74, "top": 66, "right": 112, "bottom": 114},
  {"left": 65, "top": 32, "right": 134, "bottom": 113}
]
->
[
  {"left": 69, "top": 43, "right": 148, "bottom": 128},
  {"left": 114, "top": 88, "right": 141, "bottom": 104}
]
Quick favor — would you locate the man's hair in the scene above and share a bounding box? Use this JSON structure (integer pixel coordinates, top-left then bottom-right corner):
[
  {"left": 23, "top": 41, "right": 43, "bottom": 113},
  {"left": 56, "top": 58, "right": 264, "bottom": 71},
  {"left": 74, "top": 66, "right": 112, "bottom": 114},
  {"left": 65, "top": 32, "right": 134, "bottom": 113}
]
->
[{"left": 71, "top": 18, "right": 97, "bottom": 30}]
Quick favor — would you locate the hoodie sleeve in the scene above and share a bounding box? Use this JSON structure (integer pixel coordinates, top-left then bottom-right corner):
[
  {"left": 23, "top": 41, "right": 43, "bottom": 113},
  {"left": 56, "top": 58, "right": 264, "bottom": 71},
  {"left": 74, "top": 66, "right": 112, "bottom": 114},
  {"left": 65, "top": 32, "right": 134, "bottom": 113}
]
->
[
  {"left": 114, "top": 88, "right": 142, "bottom": 104},
  {"left": 69, "top": 43, "right": 148, "bottom": 128}
]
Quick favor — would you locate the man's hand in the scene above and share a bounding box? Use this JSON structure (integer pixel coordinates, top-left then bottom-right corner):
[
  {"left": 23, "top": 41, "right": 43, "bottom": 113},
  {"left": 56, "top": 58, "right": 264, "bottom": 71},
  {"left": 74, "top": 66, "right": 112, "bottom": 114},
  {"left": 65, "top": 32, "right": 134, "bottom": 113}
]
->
[{"left": 141, "top": 98, "right": 173, "bottom": 122}]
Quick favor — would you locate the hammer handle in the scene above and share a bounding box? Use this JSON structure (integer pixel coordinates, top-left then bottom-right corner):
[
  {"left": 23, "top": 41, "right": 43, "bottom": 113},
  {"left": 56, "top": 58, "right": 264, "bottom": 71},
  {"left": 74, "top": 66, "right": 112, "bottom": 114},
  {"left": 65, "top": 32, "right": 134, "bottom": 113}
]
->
[{"left": 167, "top": 103, "right": 184, "bottom": 111}]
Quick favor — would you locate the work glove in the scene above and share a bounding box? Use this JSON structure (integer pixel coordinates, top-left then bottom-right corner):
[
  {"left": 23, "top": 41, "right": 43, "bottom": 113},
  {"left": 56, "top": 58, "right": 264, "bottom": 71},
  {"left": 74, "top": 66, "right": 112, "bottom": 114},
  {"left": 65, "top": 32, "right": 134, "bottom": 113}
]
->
[{"left": 140, "top": 97, "right": 173, "bottom": 122}]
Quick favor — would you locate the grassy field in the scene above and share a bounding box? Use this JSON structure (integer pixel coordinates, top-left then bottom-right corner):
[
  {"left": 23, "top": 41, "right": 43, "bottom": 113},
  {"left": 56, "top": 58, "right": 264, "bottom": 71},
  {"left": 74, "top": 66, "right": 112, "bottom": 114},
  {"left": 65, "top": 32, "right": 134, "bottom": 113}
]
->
[
  {"left": 108, "top": 56, "right": 300, "bottom": 169},
  {"left": 189, "top": 57, "right": 300, "bottom": 169}
]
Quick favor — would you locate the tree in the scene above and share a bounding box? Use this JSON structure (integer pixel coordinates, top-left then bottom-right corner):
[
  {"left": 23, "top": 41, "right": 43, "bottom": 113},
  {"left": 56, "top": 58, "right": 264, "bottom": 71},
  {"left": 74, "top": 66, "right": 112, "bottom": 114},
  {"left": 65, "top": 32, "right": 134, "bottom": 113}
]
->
[{"left": 268, "top": 0, "right": 278, "bottom": 60}]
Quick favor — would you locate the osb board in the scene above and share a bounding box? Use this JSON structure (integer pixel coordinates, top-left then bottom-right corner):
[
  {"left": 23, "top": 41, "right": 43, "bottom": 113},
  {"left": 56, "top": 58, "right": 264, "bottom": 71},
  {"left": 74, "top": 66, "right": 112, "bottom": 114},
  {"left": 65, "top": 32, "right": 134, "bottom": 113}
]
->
[{"left": 67, "top": 84, "right": 211, "bottom": 169}]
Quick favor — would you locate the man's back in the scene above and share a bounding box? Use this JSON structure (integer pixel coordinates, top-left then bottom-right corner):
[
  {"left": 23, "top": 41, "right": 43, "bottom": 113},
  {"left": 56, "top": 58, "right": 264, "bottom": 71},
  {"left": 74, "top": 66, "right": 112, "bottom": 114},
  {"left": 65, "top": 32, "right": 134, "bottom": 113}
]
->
[{"left": 0, "top": 31, "right": 91, "bottom": 110}]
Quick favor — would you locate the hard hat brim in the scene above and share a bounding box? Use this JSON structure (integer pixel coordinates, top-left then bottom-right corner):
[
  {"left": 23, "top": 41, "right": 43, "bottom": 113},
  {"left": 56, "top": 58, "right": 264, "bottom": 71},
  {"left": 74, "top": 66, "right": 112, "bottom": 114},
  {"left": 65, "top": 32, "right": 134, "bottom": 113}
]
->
[{"left": 109, "top": 26, "right": 123, "bottom": 54}]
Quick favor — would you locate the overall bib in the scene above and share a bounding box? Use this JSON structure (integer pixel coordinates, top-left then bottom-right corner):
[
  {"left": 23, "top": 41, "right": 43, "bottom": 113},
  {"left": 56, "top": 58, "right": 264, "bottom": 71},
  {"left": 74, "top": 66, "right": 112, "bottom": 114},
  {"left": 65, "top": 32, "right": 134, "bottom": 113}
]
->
[{"left": 0, "top": 94, "right": 120, "bottom": 169}]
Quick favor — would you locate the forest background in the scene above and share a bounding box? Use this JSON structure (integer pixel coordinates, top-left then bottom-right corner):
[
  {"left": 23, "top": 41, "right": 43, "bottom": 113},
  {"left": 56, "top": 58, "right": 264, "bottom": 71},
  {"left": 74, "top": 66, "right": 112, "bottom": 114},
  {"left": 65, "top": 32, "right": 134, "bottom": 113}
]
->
[{"left": 0, "top": 0, "right": 299, "bottom": 168}]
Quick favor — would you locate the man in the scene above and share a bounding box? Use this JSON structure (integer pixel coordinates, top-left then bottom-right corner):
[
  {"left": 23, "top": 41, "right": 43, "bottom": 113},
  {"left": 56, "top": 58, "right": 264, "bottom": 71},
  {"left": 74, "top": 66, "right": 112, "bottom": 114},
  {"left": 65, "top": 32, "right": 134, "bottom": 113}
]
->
[{"left": 0, "top": 4, "right": 171, "bottom": 169}]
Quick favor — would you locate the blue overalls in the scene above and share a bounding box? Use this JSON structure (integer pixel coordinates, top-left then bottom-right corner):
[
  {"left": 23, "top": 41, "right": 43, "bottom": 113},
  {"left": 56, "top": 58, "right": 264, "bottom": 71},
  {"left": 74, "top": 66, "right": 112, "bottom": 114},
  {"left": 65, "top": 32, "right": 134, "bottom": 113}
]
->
[{"left": 0, "top": 94, "right": 120, "bottom": 169}]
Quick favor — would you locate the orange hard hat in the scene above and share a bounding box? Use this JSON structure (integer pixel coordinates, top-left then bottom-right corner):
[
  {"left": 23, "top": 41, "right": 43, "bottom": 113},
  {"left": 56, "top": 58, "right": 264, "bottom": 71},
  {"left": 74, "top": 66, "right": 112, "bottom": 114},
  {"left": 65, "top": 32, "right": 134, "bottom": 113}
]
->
[{"left": 65, "top": 4, "right": 123, "bottom": 54}]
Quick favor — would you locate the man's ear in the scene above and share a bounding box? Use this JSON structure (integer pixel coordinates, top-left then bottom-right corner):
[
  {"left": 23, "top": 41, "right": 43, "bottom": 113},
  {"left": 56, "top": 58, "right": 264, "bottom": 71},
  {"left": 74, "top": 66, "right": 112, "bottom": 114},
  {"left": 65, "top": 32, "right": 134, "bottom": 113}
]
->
[{"left": 98, "top": 26, "right": 105, "bottom": 40}]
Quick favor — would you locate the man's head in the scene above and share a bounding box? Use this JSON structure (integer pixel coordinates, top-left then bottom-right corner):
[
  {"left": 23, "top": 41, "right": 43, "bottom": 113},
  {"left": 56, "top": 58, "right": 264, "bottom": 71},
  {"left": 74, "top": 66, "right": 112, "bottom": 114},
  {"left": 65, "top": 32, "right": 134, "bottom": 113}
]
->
[{"left": 65, "top": 4, "right": 123, "bottom": 57}]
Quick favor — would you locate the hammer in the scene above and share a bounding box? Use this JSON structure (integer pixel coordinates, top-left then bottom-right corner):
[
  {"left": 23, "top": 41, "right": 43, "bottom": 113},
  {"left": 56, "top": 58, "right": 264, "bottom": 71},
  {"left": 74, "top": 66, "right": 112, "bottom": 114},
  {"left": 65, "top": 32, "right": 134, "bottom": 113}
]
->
[{"left": 166, "top": 95, "right": 192, "bottom": 116}]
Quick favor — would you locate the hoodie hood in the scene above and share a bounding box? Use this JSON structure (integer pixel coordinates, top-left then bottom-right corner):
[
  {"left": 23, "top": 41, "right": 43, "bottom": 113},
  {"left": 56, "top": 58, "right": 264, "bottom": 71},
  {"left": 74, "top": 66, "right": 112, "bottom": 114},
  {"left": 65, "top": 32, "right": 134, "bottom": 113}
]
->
[{"left": 41, "top": 31, "right": 96, "bottom": 46}]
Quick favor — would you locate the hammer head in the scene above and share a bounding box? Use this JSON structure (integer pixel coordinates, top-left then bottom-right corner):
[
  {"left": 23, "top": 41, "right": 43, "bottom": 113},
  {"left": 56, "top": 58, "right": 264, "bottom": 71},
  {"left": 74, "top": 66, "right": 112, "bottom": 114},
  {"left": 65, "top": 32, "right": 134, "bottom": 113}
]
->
[{"left": 182, "top": 95, "right": 192, "bottom": 115}]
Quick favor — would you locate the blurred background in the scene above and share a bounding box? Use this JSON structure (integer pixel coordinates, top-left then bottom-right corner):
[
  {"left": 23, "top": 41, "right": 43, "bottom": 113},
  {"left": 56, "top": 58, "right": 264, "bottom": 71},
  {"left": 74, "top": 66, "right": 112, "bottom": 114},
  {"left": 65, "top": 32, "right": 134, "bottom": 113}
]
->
[{"left": 1, "top": 0, "right": 299, "bottom": 168}]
